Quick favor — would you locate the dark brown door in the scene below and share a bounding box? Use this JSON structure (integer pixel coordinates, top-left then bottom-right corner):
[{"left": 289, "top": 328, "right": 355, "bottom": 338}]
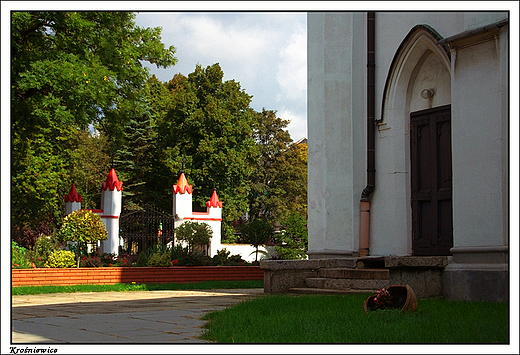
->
[{"left": 410, "top": 105, "right": 453, "bottom": 256}]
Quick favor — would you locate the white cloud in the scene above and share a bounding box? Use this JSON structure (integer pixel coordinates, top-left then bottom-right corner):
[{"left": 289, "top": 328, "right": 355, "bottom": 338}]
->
[
  {"left": 277, "top": 26, "right": 307, "bottom": 102},
  {"left": 134, "top": 12, "right": 307, "bottom": 140},
  {"left": 278, "top": 108, "right": 307, "bottom": 141}
]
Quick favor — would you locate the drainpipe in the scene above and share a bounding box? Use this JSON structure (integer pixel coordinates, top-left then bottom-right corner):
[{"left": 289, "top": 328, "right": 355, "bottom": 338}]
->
[{"left": 359, "top": 11, "right": 376, "bottom": 257}]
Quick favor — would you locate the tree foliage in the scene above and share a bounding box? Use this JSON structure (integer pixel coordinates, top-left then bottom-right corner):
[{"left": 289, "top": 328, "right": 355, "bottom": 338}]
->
[
  {"left": 11, "top": 12, "right": 308, "bottom": 253},
  {"left": 11, "top": 11, "right": 176, "bottom": 230},
  {"left": 248, "top": 109, "right": 307, "bottom": 222},
  {"left": 57, "top": 210, "right": 108, "bottom": 244},
  {"left": 175, "top": 221, "right": 213, "bottom": 253},
  {"left": 239, "top": 218, "right": 274, "bottom": 262},
  {"left": 275, "top": 213, "right": 308, "bottom": 260},
  {"left": 156, "top": 64, "right": 258, "bottom": 239}
]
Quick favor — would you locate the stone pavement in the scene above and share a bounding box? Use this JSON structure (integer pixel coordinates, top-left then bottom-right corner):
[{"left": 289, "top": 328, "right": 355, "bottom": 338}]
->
[{"left": 11, "top": 288, "right": 264, "bottom": 344}]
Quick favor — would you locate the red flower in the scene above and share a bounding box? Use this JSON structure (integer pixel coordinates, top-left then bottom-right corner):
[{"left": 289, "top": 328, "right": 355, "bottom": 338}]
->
[
  {"left": 32, "top": 262, "right": 37, "bottom": 269},
  {"left": 109, "top": 263, "right": 112, "bottom": 267},
  {"left": 172, "top": 259, "right": 178, "bottom": 266}
]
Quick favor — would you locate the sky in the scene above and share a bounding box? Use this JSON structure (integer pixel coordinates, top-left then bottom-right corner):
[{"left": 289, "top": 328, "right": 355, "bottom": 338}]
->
[{"left": 134, "top": 12, "right": 308, "bottom": 141}]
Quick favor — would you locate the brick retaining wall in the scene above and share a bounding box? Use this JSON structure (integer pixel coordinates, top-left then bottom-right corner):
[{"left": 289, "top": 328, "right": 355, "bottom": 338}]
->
[{"left": 12, "top": 266, "right": 264, "bottom": 287}]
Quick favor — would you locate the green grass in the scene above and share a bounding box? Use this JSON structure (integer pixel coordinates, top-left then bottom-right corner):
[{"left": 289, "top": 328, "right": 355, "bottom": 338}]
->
[
  {"left": 200, "top": 293, "right": 509, "bottom": 343},
  {"left": 12, "top": 280, "right": 264, "bottom": 295}
]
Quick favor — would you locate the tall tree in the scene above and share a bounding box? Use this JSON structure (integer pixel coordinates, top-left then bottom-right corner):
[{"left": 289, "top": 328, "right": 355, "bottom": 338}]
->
[
  {"left": 156, "top": 64, "right": 258, "bottom": 241},
  {"left": 11, "top": 12, "right": 176, "bottom": 231},
  {"left": 248, "top": 109, "right": 307, "bottom": 222},
  {"left": 114, "top": 109, "right": 157, "bottom": 210},
  {"left": 68, "top": 129, "right": 111, "bottom": 210}
]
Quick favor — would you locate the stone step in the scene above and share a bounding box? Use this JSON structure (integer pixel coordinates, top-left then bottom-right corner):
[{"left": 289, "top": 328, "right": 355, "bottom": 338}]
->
[
  {"left": 288, "top": 287, "right": 378, "bottom": 295},
  {"left": 318, "top": 268, "right": 390, "bottom": 280},
  {"left": 306, "top": 277, "right": 391, "bottom": 291}
]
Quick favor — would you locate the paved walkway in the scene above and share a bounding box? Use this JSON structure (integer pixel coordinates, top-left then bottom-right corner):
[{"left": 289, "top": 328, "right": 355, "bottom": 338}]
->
[{"left": 11, "top": 288, "right": 264, "bottom": 344}]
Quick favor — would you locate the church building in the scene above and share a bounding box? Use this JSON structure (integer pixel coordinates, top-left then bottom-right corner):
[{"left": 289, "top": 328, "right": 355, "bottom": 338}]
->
[{"left": 306, "top": 12, "right": 509, "bottom": 301}]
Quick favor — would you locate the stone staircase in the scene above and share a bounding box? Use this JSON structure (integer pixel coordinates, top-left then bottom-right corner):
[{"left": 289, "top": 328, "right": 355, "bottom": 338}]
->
[
  {"left": 288, "top": 257, "right": 392, "bottom": 295},
  {"left": 261, "top": 256, "right": 448, "bottom": 298}
]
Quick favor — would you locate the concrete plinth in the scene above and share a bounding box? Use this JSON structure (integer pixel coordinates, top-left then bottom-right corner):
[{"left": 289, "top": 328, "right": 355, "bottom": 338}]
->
[
  {"left": 443, "top": 264, "right": 509, "bottom": 302},
  {"left": 442, "top": 246, "right": 509, "bottom": 302}
]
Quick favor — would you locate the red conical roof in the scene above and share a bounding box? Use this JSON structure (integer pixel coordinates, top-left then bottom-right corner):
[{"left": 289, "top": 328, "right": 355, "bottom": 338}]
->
[
  {"left": 206, "top": 189, "right": 223, "bottom": 208},
  {"left": 102, "top": 168, "right": 123, "bottom": 191},
  {"left": 64, "top": 183, "right": 82, "bottom": 203},
  {"left": 173, "top": 172, "right": 193, "bottom": 194}
]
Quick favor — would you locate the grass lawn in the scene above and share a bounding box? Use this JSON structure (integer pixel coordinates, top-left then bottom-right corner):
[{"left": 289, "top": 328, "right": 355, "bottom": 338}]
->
[
  {"left": 200, "top": 293, "right": 509, "bottom": 343},
  {"left": 11, "top": 279, "right": 264, "bottom": 295}
]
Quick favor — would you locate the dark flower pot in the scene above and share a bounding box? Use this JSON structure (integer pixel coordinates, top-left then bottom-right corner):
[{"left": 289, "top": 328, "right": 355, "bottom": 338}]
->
[{"left": 363, "top": 285, "right": 418, "bottom": 313}]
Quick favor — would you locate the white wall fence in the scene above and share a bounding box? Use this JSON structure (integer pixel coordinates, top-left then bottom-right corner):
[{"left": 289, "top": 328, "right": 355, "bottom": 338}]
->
[{"left": 220, "top": 244, "right": 279, "bottom": 263}]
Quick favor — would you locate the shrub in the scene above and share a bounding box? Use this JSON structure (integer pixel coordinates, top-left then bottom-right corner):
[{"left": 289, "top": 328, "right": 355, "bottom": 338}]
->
[
  {"left": 28, "top": 235, "right": 59, "bottom": 268},
  {"left": 12, "top": 241, "right": 31, "bottom": 269},
  {"left": 179, "top": 250, "right": 212, "bottom": 266},
  {"left": 171, "top": 244, "right": 186, "bottom": 261},
  {"left": 100, "top": 253, "right": 117, "bottom": 266},
  {"left": 211, "top": 248, "right": 248, "bottom": 266},
  {"left": 147, "top": 252, "right": 172, "bottom": 267},
  {"left": 114, "top": 254, "right": 133, "bottom": 267},
  {"left": 175, "top": 221, "right": 212, "bottom": 253},
  {"left": 227, "top": 254, "right": 247, "bottom": 265},
  {"left": 12, "top": 220, "right": 55, "bottom": 250},
  {"left": 212, "top": 248, "right": 231, "bottom": 265},
  {"left": 79, "top": 255, "right": 103, "bottom": 267},
  {"left": 136, "top": 252, "right": 149, "bottom": 267},
  {"left": 45, "top": 250, "right": 76, "bottom": 268}
]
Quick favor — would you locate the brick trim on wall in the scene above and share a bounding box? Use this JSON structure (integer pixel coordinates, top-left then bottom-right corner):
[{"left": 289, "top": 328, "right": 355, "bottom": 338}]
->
[{"left": 12, "top": 266, "right": 264, "bottom": 287}]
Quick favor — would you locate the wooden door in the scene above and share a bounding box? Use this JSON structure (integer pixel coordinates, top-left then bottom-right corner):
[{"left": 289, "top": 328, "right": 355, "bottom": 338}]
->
[{"left": 410, "top": 105, "right": 453, "bottom": 256}]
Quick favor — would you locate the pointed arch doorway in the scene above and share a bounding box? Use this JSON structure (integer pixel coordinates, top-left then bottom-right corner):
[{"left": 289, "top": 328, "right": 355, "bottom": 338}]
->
[{"left": 379, "top": 25, "right": 453, "bottom": 256}]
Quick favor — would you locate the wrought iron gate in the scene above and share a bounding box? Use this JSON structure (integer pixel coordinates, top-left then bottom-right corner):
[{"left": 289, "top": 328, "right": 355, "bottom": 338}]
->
[{"left": 119, "top": 205, "right": 174, "bottom": 255}]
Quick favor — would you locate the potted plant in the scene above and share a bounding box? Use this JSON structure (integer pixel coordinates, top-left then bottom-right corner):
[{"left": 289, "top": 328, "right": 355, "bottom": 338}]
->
[{"left": 363, "top": 285, "right": 418, "bottom": 313}]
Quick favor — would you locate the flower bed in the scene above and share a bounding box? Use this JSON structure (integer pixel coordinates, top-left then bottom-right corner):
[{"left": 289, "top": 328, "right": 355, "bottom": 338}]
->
[{"left": 12, "top": 266, "right": 264, "bottom": 287}]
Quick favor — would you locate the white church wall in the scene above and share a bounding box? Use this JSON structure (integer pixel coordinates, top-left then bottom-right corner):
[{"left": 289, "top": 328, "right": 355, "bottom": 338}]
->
[
  {"left": 308, "top": 11, "right": 508, "bottom": 257},
  {"left": 307, "top": 12, "right": 366, "bottom": 258},
  {"left": 450, "top": 26, "right": 508, "bottom": 248}
]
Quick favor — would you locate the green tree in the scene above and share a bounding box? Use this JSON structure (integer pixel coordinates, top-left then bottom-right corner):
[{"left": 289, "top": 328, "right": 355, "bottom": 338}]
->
[
  {"left": 11, "top": 11, "right": 176, "bottom": 231},
  {"left": 156, "top": 64, "right": 258, "bottom": 241},
  {"left": 114, "top": 106, "right": 157, "bottom": 209},
  {"left": 239, "top": 218, "right": 274, "bottom": 262},
  {"left": 248, "top": 109, "right": 307, "bottom": 222},
  {"left": 275, "top": 139, "right": 308, "bottom": 218},
  {"left": 142, "top": 75, "right": 177, "bottom": 212},
  {"left": 57, "top": 209, "right": 108, "bottom": 267},
  {"left": 68, "top": 129, "right": 112, "bottom": 209},
  {"left": 275, "top": 213, "right": 308, "bottom": 260},
  {"left": 175, "top": 221, "right": 213, "bottom": 254}
]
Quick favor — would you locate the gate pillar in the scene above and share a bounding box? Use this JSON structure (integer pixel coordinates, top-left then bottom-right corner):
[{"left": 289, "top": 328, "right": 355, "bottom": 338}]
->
[
  {"left": 99, "top": 168, "right": 123, "bottom": 255},
  {"left": 64, "top": 183, "right": 82, "bottom": 215}
]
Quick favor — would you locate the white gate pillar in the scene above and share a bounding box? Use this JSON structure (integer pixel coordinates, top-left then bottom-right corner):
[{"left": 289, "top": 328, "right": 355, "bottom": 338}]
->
[
  {"left": 99, "top": 168, "right": 123, "bottom": 255},
  {"left": 64, "top": 183, "right": 82, "bottom": 215}
]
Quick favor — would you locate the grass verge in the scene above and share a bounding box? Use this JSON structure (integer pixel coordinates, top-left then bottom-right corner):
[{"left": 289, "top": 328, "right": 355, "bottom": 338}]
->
[
  {"left": 12, "top": 280, "right": 263, "bottom": 295},
  {"left": 201, "top": 293, "right": 509, "bottom": 343}
]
